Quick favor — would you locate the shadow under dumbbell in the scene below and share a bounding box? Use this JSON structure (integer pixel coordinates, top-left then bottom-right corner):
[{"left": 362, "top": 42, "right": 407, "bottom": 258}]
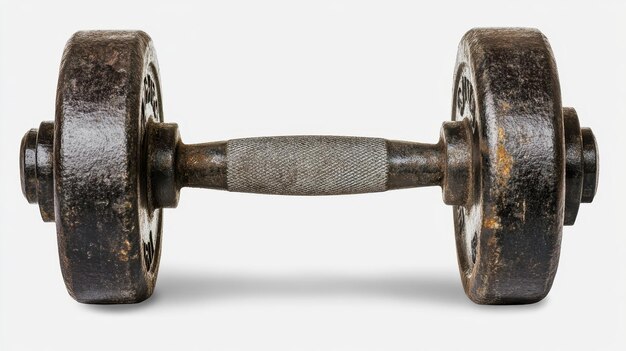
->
[
  {"left": 84, "top": 271, "right": 470, "bottom": 310},
  {"left": 157, "top": 271, "right": 464, "bottom": 304},
  {"left": 85, "top": 270, "right": 550, "bottom": 311}
]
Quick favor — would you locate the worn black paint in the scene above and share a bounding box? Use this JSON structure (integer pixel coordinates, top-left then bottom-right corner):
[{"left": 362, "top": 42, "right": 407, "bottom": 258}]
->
[{"left": 54, "top": 31, "right": 162, "bottom": 303}]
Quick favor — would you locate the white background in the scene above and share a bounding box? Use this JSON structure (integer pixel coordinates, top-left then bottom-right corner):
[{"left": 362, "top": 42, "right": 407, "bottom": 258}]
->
[{"left": 1, "top": 1, "right": 624, "bottom": 350}]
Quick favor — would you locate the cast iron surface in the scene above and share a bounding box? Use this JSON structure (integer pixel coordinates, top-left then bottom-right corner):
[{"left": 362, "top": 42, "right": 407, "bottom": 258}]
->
[
  {"left": 452, "top": 28, "right": 564, "bottom": 304},
  {"left": 54, "top": 31, "right": 163, "bottom": 303},
  {"left": 19, "top": 28, "right": 599, "bottom": 305}
]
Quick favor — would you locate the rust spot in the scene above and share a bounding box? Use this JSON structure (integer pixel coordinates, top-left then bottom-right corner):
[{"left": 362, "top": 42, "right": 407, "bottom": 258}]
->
[
  {"left": 496, "top": 145, "right": 511, "bottom": 177},
  {"left": 496, "top": 127, "right": 513, "bottom": 183},
  {"left": 118, "top": 239, "right": 131, "bottom": 262},
  {"left": 484, "top": 216, "right": 502, "bottom": 230}
]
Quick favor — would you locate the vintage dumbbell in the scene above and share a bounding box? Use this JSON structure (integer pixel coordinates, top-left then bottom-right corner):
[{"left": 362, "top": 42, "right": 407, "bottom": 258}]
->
[{"left": 20, "top": 28, "right": 598, "bottom": 305}]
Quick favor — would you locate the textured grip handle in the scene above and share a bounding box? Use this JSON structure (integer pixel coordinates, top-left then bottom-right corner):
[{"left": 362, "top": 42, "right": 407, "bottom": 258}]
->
[{"left": 226, "top": 136, "right": 388, "bottom": 195}]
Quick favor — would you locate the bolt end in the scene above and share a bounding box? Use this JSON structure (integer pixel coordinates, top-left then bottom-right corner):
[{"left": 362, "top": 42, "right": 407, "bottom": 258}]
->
[
  {"left": 580, "top": 127, "right": 598, "bottom": 203},
  {"left": 563, "top": 108, "right": 598, "bottom": 226},
  {"left": 20, "top": 129, "right": 39, "bottom": 203},
  {"left": 20, "top": 122, "right": 56, "bottom": 222}
]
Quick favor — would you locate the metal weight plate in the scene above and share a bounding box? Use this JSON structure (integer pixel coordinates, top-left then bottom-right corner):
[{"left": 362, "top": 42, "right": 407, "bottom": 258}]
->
[
  {"left": 55, "top": 31, "right": 163, "bottom": 303},
  {"left": 452, "top": 28, "right": 564, "bottom": 304}
]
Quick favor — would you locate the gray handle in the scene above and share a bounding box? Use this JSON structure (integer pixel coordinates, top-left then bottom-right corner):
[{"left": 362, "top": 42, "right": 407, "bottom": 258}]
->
[
  {"left": 174, "top": 134, "right": 443, "bottom": 199},
  {"left": 226, "top": 136, "right": 388, "bottom": 195},
  {"left": 154, "top": 123, "right": 446, "bottom": 207}
]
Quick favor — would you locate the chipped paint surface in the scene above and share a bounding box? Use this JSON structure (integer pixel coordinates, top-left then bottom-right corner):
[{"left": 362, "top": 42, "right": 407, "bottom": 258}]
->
[
  {"left": 496, "top": 127, "right": 513, "bottom": 182},
  {"left": 53, "top": 31, "right": 162, "bottom": 304},
  {"left": 118, "top": 239, "right": 132, "bottom": 262},
  {"left": 484, "top": 216, "right": 502, "bottom": 230},
  {"left": 453, "top": 28, "right": 566, "bottom": 305}
]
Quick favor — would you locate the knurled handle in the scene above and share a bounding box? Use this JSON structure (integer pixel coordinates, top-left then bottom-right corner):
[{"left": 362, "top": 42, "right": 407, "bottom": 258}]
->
[
  {"left": 226, "top": 136, "right": 388, "bottom": 195},
  {"left": 153, "top": 123, "right": 446, "bottom": 207}
]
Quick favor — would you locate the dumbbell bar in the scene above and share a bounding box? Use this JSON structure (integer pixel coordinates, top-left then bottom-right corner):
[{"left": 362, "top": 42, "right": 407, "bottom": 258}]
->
[{"left": 20, "top": 28, "right": 598, "bottom": 305}]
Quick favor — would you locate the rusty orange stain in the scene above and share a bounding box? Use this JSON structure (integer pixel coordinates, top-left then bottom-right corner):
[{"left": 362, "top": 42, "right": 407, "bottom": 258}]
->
[
  {"left": 484, "top": 216, "right": 502, "bottom": 230},
  {"left": 118, "top": 239, "right": 132, "bottom": 262},
  {"left": 496, "top": 127, "right": 513, "bottom": 180}
]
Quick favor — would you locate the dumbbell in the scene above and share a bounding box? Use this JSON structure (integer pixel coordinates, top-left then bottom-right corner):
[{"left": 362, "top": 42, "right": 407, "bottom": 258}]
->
[{"left": 20, "top": 28, "right": 598, "bottom": 305}]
